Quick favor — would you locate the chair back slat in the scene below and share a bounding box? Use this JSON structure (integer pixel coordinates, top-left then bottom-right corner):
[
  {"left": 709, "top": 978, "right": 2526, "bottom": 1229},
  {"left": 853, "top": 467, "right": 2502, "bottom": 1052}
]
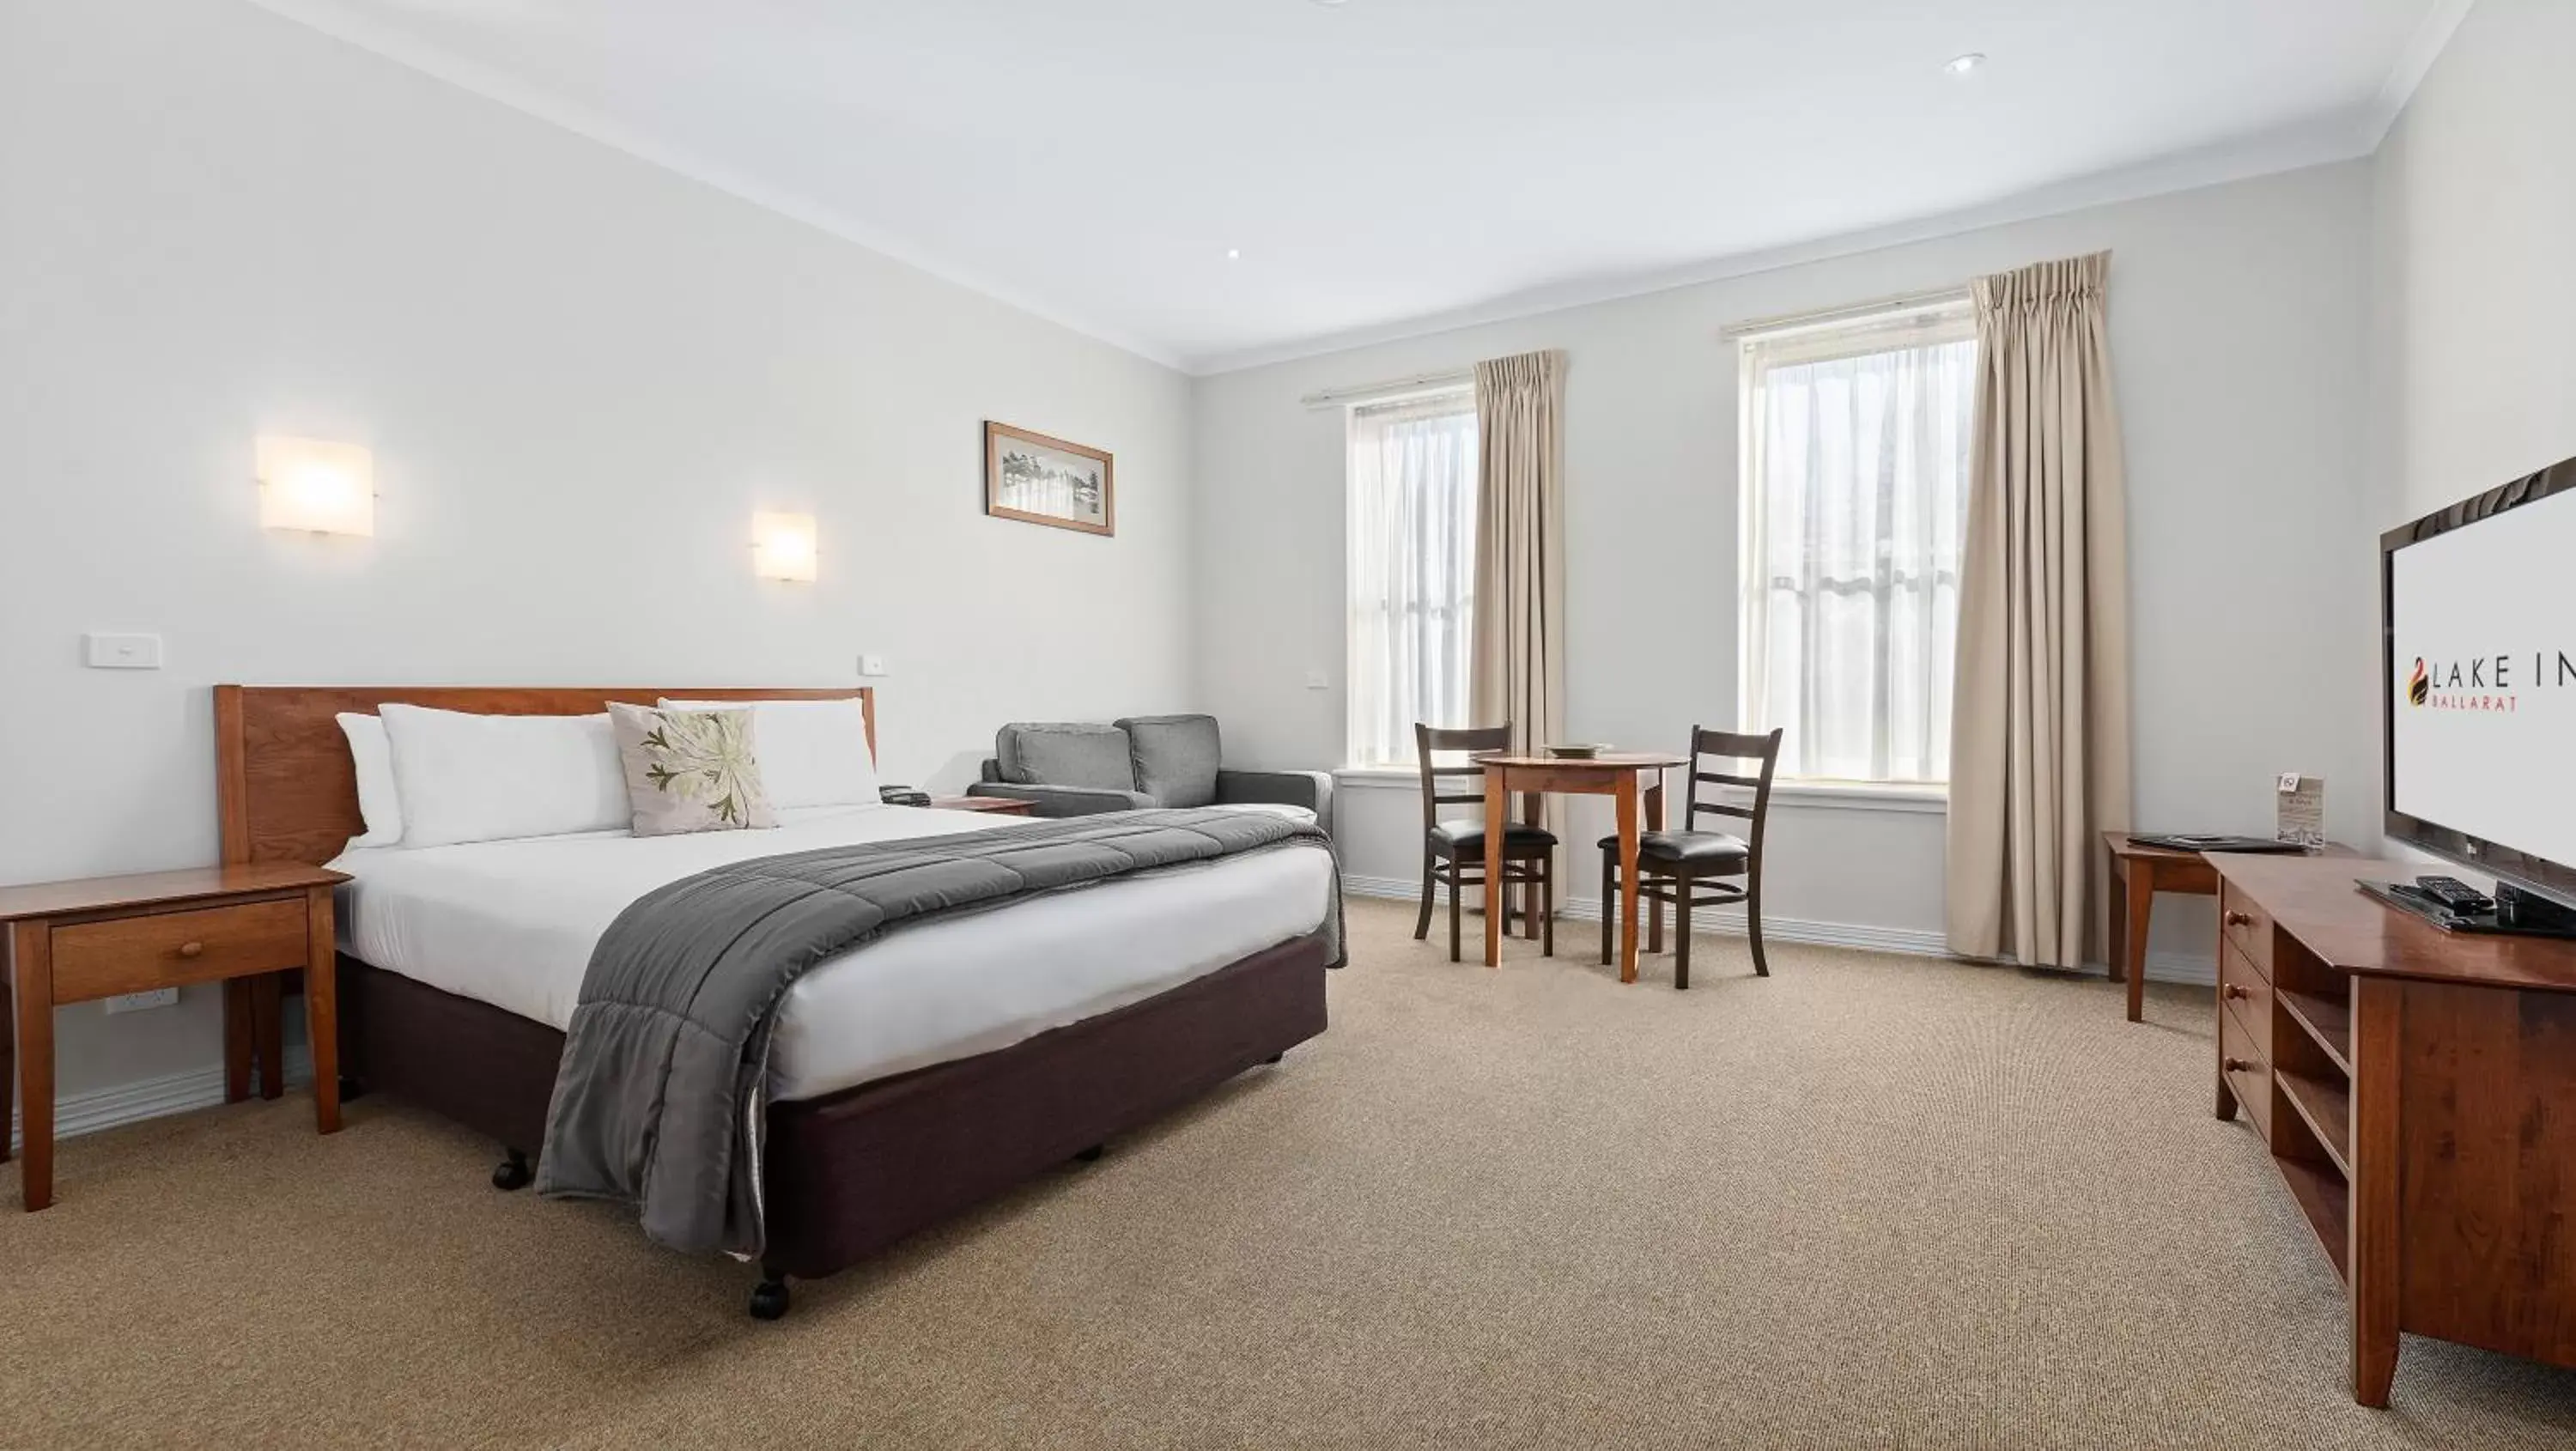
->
[
  {"left": 1681, "top": 726, "right": 1783, "bottom": 853},
  {"left": 1415, "top": 723, "right": 1516, "bottom": 825}
]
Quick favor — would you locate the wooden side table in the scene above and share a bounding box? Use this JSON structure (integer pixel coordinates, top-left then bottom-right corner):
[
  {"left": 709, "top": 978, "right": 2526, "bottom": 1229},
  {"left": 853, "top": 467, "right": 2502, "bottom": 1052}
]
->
[
  {"left": 2103, "top": 832, "right": 2350, "bottom": 1023},
  {"left": 1, "top": 863, "right": 349, "bottom": 1210},
  {"left": 924, "top": 796, "right": 1036, "bottom": 816},
  {"left": 2104, "top": 834, "right": 2220, "bottom": 1023}
]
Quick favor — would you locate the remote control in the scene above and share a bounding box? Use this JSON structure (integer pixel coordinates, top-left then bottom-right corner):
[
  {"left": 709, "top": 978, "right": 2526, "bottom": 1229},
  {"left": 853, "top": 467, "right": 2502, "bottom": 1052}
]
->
[{"left": 2416, "top": 875, "right": 2494, "bottom": 914}]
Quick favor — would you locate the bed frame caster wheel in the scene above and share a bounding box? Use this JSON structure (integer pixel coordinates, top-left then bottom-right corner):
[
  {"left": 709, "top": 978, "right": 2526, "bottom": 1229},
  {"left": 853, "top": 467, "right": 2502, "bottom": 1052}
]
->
[
  {"left": 1262, "top": 1053, "right": 1283, "bottom": 1065},
  {"left": 749, "top": 1277, "right": 791, "bottom": 1321},
  {"left": 491, "top": 1149, "right": 532, "bottom": 1192},
  {"left": 1072, "top": 1144, "right": 1105, "bottom": 1164}
]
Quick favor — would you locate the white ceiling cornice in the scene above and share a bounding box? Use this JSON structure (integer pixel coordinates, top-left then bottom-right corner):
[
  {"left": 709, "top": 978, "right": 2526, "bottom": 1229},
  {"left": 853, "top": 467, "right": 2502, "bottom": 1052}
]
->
[
  {"left": 2356, "top": 0, "right": 2476, "bottom": 149},
  {"left": 243, "top": 0, "right": 1190, "bottom": 372},
  {"left": 1185, "top": 118, "right": 2370, "bottom": 377},
  {"left": 241, "top": 0, "right": 2458, "bottom": 379}
]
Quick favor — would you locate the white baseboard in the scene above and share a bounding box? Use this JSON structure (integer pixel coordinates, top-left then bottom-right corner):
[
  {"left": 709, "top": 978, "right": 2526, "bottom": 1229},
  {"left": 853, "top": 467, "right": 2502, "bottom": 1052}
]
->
[
  {"left": 9, "top": 1048, "right": 313, "bottom": 1156},
  {"left": 1340, "top": 873, "right": 2216, "bottom": 986}
]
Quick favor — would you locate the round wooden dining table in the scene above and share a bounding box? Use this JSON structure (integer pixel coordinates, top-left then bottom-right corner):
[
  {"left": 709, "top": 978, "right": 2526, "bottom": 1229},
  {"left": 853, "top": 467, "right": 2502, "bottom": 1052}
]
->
[{"left": 1470, "top": 750, "right": 1690, "bottom": 983}]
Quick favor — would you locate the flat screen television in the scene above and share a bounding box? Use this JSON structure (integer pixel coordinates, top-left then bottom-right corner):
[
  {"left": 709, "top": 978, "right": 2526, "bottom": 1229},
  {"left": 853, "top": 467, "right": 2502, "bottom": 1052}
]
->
[{"left": 2382, "top": 452, "right": 2576, "bottom": 907}]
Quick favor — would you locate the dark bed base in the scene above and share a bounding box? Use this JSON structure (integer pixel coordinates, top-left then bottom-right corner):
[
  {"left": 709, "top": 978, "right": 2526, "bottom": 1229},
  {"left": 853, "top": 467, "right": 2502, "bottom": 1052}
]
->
[{"left": 337, "top": 936, "right": 1329, "bottom": 1315}]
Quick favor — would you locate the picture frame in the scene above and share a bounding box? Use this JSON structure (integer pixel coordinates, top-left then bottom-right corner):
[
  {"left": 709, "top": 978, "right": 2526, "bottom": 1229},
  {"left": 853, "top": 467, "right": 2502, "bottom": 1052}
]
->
[{"left": 984, "top": 422, "right": 1115, "bottom": 537}]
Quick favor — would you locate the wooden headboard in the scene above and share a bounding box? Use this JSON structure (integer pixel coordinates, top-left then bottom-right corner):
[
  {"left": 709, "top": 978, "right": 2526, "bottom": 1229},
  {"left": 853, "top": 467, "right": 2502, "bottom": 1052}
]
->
[{"left": 213, "top": 686, "right": 877, "bottom": 865}]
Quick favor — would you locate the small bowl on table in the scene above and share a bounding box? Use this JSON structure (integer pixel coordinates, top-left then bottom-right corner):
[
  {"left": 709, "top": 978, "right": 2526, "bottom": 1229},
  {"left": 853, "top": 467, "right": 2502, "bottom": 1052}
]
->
[{"left": 1543, "top": 744, "right": 1610, "bottom": 760}]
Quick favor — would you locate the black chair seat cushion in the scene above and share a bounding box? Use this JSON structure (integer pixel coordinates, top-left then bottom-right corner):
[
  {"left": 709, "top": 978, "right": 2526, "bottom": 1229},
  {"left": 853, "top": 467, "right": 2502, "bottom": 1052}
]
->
[
  {"left": 1431, "top": 818, "right": 1559, "bottom": 853},
  {"left": 1599, "top": 829, "right": 1749, "bottom": 866}
]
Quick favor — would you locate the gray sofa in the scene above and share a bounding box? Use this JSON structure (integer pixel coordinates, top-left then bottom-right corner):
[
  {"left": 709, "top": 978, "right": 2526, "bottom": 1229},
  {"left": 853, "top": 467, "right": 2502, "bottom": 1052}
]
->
[{"left": 967, "top": 715, "right": 1332, "bottom": 832}]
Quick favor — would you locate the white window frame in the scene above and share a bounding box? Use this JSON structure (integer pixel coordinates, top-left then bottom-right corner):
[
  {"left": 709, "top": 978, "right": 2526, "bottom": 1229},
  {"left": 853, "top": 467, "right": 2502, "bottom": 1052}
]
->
[
  {"left": 1736, "top": 294, "right": 1978, "bottom": 790},
  {"left": 1344, "top": 386, "right": 1479, "bottom": 769}
]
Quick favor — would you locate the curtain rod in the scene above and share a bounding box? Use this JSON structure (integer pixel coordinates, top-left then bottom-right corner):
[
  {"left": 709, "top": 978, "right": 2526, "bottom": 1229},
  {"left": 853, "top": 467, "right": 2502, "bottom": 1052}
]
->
[
  {"left": 1300, "top": 368, "right": 1473, "bottom": 410},
  {"left": 1719, "top": 285, "right": 1972, "bottom": 342}
]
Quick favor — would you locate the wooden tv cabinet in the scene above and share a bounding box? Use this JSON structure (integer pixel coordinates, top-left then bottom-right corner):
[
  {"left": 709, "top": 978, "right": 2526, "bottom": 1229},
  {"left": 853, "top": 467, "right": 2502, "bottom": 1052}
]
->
[{"left": 2208, "top": 853, "right": 2576, "bottom": 1406}]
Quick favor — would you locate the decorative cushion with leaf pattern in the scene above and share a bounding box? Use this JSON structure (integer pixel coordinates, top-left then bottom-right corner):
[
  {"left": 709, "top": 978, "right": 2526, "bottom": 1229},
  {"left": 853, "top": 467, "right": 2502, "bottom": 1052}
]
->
[{"left": 608, "top": 702, "right": 777, "bottom": 836}]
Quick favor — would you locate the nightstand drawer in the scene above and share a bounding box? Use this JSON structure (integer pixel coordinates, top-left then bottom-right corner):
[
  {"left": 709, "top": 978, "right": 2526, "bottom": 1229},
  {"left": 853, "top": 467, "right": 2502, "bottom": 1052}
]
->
[{"left": 49, "top": 897, "right": 308, "bottom": 1003}]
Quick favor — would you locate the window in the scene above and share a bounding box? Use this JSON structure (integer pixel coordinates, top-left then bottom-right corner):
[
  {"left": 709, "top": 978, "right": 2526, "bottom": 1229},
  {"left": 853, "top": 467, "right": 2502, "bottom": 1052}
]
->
[
  {"left": 1738, "top": 298, "right": 1978, "bottom": 786},
  {"left": 1346, "top": 389, "right": 1478, "bottom": 767}
]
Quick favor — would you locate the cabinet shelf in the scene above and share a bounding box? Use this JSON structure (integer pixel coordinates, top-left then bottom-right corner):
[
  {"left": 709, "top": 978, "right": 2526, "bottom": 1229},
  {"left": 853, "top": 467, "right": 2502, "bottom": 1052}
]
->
[
  {"left": 2277, "top": 1066, "right": 2353, "bottom": 1178},
  {"left": 2279, "top": 987, "right": 2353, "bottom": 1074},
  {"left": 2277, "top": 1154, "right": 2351, "bottom": 1284}
]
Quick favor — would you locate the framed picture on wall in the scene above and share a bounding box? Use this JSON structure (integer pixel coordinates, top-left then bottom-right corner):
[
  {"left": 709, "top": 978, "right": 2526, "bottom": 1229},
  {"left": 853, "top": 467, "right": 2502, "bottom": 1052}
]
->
[{"left": 985, "top": 422, "right": 1115, "bottom": 537}]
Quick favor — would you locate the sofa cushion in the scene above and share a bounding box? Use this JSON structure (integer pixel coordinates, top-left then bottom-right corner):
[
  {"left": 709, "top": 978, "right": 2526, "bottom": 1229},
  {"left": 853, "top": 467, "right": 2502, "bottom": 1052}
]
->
[
  {"left": 1115, "top": 714, "right": 1222, "bottom": 808},
  {"left": 997, "top": 722, "right": 1136, "bottom": 792}
]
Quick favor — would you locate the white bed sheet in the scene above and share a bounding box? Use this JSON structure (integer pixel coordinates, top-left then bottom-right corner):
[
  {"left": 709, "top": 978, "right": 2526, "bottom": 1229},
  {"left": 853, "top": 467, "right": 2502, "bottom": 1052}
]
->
[{"left": 328, "top": 804, "right": 1334, "bottom": 1102}]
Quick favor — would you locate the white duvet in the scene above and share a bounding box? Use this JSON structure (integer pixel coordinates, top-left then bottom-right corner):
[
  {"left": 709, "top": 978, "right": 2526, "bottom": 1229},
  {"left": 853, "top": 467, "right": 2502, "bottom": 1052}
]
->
[{"left": 329, "top": 803, "right": 1335, "bottom": 1102}]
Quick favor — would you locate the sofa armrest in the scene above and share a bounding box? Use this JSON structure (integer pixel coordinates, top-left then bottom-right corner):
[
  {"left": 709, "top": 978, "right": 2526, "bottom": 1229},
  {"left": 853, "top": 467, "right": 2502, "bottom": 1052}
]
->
[
  {"left": 1214, "top": 769, "right": 1334, "bottom": 829},
  {"left": 964, "top": 782, "right": 1153, "bottom": 817}
]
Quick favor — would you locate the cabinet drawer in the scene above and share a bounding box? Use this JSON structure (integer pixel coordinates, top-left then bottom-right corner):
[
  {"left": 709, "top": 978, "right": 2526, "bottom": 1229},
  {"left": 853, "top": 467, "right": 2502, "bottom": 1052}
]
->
[
  {"left": 2220, "top": 884, "right": 2273, "bottom": 980},
  {"left": 2221, "top": 999, "right": 2272, "bottom": 1144},
  {"left": 50, "top": 897, "right": 308, "bottom": 1003},
  {"left": 2218, "top": 941, "right": 2273, "bottom": 1061}
]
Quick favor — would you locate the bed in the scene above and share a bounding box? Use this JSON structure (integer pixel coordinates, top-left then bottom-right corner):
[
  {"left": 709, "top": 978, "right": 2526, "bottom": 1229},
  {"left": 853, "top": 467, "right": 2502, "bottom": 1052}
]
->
[{"left": 212, "top": 685, "right": 1334, "bottom": 1319}]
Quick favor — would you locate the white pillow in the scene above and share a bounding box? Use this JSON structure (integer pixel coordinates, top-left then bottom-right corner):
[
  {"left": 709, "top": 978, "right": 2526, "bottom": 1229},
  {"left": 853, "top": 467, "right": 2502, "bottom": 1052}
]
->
[
  {"left": 660, "top": 698, "right": 880, "bottom": 809},
  {"left": 379, "top": 704, "right": 629, "bottom": 848},
  {"left": 336, "top": 712, "right": 405, "bottom": 849}
]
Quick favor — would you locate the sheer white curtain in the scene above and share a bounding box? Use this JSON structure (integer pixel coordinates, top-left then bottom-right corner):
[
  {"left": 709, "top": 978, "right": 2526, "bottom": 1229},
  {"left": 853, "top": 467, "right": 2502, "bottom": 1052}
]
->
[
  {"left": 1347, "top": 391, "right": 1479, "bottom": 767},
  {"left": 1740, "top": 307, "right": 1977, "bottom": 783}
]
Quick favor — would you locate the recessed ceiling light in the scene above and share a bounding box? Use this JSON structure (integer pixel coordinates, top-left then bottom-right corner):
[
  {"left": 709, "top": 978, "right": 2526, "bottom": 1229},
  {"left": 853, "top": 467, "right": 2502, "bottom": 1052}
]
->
[
  {"left": 1945, "top": 52, "right": 1985, "bottom": 76},
  {"left": 1226, "top": 247, "right": 1242, "bottom": 261}
]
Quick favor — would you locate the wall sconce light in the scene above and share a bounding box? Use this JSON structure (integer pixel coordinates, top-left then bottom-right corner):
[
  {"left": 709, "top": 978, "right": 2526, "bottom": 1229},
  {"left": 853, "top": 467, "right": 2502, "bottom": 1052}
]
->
[
  {"left": 752, "top": 512, "right": 818, "bottom": 582},
  {"left": 257, "top": 435, "right": 375, "bottom": 537}
]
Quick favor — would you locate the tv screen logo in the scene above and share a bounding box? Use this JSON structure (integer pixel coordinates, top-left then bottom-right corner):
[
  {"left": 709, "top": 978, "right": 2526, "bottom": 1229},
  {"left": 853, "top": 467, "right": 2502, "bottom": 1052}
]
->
[{"left": 2406, "top": 650, "right": 2575, "bottom": 713}]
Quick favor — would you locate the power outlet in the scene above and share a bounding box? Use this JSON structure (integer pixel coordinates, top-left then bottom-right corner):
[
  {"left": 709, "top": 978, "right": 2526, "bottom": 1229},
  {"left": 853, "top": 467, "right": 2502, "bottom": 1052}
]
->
[
  {"left": 83, "top": 632, "right": 164, "bottom": 670},
  {"left": 858, "top": 653, "right": 890, "bottom": 677},
  {"left": 104, "top": 987, "right": 179, "bottom": 1014}
]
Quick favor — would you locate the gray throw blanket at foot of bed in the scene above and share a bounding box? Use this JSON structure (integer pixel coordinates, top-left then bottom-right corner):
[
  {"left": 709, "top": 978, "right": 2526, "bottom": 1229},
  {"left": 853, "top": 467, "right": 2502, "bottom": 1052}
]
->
[{"left": 534, "top": 807, "right": 1343, "bottom": 1258}]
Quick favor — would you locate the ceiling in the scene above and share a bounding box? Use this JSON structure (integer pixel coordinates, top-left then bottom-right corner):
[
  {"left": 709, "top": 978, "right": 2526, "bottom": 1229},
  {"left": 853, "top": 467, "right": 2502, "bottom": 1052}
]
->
[{"left": 256, "top": 0, "right": 2458, "bottom": 373}]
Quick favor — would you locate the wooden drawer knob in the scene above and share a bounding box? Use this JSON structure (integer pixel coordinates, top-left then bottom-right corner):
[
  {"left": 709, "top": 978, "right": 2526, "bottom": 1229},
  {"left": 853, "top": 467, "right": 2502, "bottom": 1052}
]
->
[
  {"left": 2223, "top": 983, "right": 2251, "bottom": 1000},
  {"left": 2223, "top": 1056, "right": 2257, "bottom": 1074},
  {"left": 2224, "top": 911, "right": 2253, "bottom": 927},
  {"left": 177, "top": 940, "right": 205, "bottom": 958}
]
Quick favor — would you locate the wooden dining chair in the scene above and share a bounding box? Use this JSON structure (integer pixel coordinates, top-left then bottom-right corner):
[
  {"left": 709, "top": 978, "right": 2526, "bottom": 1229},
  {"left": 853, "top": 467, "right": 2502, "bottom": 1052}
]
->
[
  {"left": 1598, "top": 726, "right": 1781, "bottom": 988},
  {"left": 1414, "top": 723, "right": 1558, "bottom": 962}
]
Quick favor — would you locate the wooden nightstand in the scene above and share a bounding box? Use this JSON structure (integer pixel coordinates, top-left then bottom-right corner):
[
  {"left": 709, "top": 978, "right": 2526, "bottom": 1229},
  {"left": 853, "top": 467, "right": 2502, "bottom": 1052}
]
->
[
  {"left": 0, "top": 863, "right": 349, "bottom": 1211},
  {"left": 927, "top": 796, "right": 1036, "bottom": 816}
]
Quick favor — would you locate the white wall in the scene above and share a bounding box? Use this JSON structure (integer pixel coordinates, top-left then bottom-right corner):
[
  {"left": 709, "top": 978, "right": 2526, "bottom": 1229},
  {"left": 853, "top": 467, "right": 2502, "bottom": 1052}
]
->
[
  {"left": 2371, "top": 0, "right": 2576, "bottom": 529},
  {"left": 1193, "top": 163, "right": 2378, "bottom": 963},
  {"left": 2359, "top": 0, "right": 2576, "bottom": 878},
  {"left": 0, "top": 0, "right": 1195, "bottom": 1099}
]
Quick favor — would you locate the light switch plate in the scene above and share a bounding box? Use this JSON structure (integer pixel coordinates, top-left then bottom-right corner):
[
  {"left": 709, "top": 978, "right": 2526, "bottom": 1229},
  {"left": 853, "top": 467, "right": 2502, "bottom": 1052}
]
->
[
  {"left": 858, "top": 654, "right": 890, "bottom": 677},
  {"left": 84, "top": 632, "right": 164, "bottom": 670},
  {"left": 105, "top": 987, "right": 179, "bottom": 1014}
]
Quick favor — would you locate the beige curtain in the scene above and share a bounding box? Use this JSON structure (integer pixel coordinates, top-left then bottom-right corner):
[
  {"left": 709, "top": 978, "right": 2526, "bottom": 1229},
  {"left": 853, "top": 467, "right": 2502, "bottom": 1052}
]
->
[
  {"left": 1945, "top": 252, "right": 2132, "bottom": 968},
  {"left": 1469, "top": 349, "right": 1568, "bottom": 763}
]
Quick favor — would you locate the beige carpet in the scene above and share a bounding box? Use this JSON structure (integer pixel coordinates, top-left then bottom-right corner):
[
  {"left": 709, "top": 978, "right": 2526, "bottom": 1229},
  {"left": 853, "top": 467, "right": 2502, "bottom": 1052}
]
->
[{"left": 6, "top": 896, "right": 2575, "bottom": 1449}]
